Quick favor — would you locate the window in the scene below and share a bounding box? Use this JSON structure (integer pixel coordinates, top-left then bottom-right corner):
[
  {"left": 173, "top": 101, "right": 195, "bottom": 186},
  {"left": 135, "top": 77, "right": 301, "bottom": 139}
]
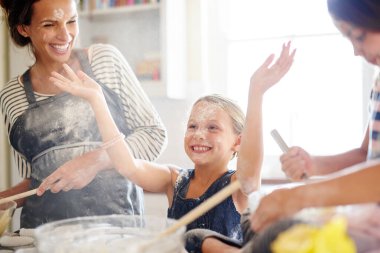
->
[{"left": 203, "top": 0, "right": 374, "bottom": 177}]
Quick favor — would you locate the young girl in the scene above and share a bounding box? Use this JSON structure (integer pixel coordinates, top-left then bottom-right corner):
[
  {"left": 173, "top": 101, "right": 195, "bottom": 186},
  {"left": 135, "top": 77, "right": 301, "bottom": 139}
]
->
[{"left": 39, "top": 42, "right": 295, "bottom": 243}]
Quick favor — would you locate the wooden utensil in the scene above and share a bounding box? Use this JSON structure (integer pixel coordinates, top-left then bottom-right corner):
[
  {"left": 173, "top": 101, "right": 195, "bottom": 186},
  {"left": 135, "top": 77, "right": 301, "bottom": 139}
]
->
[
  {"left": 0, "top": 189, "right": 37, "bottom": 205},
  {"left": 160, "top": 179, "right": 241, "bottom": 237},
  {"left": 271, "top": 129, "right": 308, "bottom": 179},
  {"left": 139, "top": 180, "right": 242, "bottom": 251},
  {"left": 270, "top": 129, "right": 289, "bottom": 153}
]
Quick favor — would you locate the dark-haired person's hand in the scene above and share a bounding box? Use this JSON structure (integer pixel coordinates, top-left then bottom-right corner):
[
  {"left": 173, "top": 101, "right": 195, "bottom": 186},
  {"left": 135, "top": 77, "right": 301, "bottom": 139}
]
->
[
  {"left": 250, "top": 188, "right": 303, "bottom": 232},
  {"left": 280, "top": 146, "right": 314, "bottom": 181}
]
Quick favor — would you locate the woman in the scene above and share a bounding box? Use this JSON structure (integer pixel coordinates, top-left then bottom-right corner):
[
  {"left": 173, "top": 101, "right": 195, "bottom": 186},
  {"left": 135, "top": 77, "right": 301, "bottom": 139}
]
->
[{"left": 0, "top": 0, "right": 166, "bottom": 228}]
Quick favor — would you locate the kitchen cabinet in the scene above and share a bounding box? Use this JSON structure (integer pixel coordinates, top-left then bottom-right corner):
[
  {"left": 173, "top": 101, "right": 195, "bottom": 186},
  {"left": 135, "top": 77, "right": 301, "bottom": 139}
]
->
[{"left": 78, "top": 0, "right": 186, "bottom": 98}]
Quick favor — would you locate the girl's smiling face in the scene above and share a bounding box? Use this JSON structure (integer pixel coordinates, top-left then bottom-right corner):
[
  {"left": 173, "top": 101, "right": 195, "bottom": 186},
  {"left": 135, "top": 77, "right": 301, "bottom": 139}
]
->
[
  {"left": 18, "top": 0, "right": 78, "bottom": 65},
  {"left": 184, "top": 101, "right": 240, "bottom": 169},
  {"left": 334, "top": 19, "right": 380, "bottom": 65}
]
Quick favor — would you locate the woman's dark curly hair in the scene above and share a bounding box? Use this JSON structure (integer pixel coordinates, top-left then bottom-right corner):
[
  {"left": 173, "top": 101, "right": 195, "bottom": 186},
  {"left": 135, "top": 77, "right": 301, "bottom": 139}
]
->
[
  {"left": 327, "top": 0, "right": 380, "bottom": 31},
  {"left": 0, "top": 0, "right": 39, "bottom": 47}
]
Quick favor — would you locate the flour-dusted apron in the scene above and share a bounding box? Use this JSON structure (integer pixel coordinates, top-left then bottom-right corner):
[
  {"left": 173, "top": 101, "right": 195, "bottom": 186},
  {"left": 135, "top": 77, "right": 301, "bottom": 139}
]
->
[
  {"left": 168, "top": 169, "right": 242, "bottom": 241},
  {"left": 10, "top": 50, "right": 143, "bottom": 228}
]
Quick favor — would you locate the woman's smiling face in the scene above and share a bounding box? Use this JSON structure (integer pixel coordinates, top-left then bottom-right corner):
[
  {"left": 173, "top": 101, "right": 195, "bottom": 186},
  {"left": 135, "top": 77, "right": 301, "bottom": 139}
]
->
[{"left": 19, "top": 0, "right": 78, "bottom": 65}]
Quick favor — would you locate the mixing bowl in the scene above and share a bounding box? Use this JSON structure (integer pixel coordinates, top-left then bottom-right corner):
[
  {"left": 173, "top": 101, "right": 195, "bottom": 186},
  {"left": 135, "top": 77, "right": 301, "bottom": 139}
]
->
[
  {"left": 34, "top": 215, "right": 185, "bottom": 253},
  {"left": 0, "top": 200, "right": 17, "bottom": 235}
]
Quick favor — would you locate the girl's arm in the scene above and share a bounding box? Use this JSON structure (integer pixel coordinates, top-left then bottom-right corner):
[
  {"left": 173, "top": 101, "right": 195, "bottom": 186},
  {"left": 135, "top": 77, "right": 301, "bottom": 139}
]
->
[
  {"left": 99, "top": 44, "right": 167, "bottom": 161},
  {"left": 234, "top": 42, "right": 296, "bottom": 209},
  {"left": 46, "top": 64, "right": 172, "bottom": 194}
]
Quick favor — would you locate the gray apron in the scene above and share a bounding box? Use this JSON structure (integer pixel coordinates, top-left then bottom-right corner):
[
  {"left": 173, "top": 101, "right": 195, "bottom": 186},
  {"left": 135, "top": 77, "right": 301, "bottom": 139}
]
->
[{"left": 10, "top": 50, "right": 143, "bottom": 228}]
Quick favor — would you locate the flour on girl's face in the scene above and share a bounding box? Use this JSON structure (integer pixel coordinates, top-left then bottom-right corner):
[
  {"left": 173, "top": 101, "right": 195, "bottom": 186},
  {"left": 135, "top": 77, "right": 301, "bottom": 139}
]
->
[
  {"left": 186, "top": 102, "right": 221, "bottom": 138},
  {"left": 53, "top": 8, "right": 65, "bottom": 20},
  {"left": 190, "top": 101, "right": 221, "bottom": 122},
  {"left": 186, "top": 101, "right": 233, "bottom": 135}
]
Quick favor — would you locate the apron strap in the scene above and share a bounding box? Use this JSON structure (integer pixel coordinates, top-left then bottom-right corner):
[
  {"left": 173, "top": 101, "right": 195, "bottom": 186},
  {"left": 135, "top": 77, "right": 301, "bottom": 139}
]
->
[
  {"left": 75, "top": 49, "right": 109, "bottom": 89},
  {"left": 22, "top": 69, "right": 38, "bottom": 106}
]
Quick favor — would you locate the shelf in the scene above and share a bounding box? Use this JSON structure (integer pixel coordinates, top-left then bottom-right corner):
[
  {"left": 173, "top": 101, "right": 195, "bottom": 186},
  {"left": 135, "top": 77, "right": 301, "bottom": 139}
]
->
[
  {"left": 79, "top": 3, "right": 160, "bottom": 18},
  {"left": 77, "top": 0, "right": 186, "bottom": 99}
]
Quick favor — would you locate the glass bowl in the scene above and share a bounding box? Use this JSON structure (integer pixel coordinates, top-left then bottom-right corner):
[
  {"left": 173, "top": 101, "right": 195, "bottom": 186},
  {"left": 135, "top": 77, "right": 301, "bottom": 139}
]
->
[
  {"left": 0, "top": 200, "right": 17, "bottom": 235},
  {"left": 34, "top": 215, "right": 185, "bottom": 253}
]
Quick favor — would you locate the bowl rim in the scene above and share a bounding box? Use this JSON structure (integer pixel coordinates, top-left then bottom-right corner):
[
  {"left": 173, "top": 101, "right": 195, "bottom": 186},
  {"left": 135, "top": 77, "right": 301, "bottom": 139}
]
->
[{"left": 34, "top": 214, "right": 185, "bottom": 239}]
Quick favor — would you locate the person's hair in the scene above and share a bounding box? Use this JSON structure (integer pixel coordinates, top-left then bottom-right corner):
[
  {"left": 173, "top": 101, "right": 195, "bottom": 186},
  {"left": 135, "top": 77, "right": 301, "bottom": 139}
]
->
[
  {"left": 327, "top": 0, "right": 380, "bottom": 31},
  {"left": 0, "top": 0, "right": 38, "bottom": 47},
  {"left": 192, "top": 94, "right": 245, "bottom": 159}
]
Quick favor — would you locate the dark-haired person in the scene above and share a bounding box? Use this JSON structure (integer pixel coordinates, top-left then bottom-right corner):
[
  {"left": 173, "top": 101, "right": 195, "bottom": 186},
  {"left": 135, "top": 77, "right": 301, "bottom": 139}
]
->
[
  {"left": 250, "top": 0, "right": 380, "bottom": 252},
  {"left": 279, "top": 1, "right": 379, "bottom": 183},
  {"left": 0, "top": 0, "right": 167, "bottom": 228},
  {"left": 252, "top": 0, "right": 380, "bottom": 229}
]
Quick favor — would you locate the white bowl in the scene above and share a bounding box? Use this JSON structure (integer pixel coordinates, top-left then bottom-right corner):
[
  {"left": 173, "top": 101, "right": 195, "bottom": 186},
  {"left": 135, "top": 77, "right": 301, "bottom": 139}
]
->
[{"left": 34, "top": 214, "right": 185, "bottom": 253}]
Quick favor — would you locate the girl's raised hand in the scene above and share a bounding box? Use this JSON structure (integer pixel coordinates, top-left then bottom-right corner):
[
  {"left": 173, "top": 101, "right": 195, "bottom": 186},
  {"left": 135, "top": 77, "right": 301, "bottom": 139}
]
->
[
  {"left": 49, "top": 64, "right": 103, "bottom": 102},
  {"left": 250, "top": 41, "right": 296, "bottom": 94}
]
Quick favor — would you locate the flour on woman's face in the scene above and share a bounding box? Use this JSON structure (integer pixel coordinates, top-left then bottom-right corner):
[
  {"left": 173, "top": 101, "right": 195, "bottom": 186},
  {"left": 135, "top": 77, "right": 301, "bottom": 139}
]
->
[{"left": 53, "top": 8, "right": 65, "bottom": 19}]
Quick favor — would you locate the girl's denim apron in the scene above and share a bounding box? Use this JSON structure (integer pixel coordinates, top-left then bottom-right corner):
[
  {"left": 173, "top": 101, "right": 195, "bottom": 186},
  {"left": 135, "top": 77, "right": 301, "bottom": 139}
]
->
[
  {"left": 10, "top": 50, "right": 143, "bottom": 228},
  {"left": 168, "top": 169, "right": 242, "bottom": 241}
]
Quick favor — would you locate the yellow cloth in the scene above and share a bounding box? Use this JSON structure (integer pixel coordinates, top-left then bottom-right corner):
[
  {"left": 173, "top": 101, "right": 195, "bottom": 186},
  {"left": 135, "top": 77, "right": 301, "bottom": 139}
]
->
[{"left": 271, "top": 217, "right": 356, "bottom": 253}]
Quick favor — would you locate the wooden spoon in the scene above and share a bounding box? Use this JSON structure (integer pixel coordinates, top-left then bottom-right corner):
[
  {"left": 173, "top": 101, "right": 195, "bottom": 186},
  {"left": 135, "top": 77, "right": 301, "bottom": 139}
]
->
[
  {"left": 0, "top": 189, "right": 38, "bottom": 205},
  {"left": 139, "top": 180, "right": 242, "bottom": 251}
]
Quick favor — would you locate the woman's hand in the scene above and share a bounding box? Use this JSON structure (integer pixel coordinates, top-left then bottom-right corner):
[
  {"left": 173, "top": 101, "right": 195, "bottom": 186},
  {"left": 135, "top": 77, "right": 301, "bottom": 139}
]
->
[
  {"left": 49, "top": 64, "right": 104, "bottom": 103},
  {"left": 37, "top": 149, "right": 110, "bottom": 195},
  {"left": 250, "top": 41, "right": 296, "bottom": 94}
]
